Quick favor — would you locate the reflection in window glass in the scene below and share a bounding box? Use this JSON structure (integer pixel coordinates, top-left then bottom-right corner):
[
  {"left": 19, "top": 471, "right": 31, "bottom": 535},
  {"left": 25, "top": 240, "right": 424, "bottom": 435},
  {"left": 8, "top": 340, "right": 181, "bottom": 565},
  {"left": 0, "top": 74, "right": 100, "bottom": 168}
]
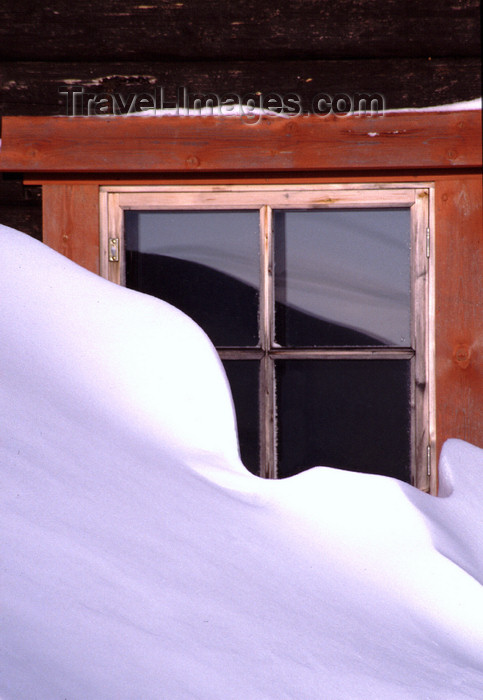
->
[
  {"left": 222, "top": 360, "right": 260, "bottom": 475},
  {"left": 276, "top": 359, "right": 411, "bottom": 480},
  {"left": 125, "top": 210, "right": 260, "bottom": 347},
  {"left": 274, "top": 209, "right": 411, "bottom": 347}
]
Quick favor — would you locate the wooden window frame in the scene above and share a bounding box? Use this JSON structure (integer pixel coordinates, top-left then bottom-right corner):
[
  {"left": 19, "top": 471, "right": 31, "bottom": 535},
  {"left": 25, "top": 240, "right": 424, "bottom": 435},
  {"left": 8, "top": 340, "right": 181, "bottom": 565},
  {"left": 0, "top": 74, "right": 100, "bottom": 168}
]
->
[
  {"left": 0, "top": 110, "right": 481, "bottom": 494},
  {"left": 100, "top": 183, "right": 433, "bottom": 487}
]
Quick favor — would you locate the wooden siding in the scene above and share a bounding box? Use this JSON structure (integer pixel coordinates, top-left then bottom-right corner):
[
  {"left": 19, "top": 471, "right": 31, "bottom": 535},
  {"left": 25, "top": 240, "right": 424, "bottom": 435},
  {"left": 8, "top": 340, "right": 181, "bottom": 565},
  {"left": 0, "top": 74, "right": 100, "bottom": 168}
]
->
[
  {"left": 0, "top": 1, "right": 479, "bottom": 62},
  {"left": 0, "top": 0, "right": 480, "bottom": 236},
  {"left": 0, "top": 2, "right": 481, "bottom": 466},
  {"left": 0, "top": 58, "right": 480, "bottom": 119}
]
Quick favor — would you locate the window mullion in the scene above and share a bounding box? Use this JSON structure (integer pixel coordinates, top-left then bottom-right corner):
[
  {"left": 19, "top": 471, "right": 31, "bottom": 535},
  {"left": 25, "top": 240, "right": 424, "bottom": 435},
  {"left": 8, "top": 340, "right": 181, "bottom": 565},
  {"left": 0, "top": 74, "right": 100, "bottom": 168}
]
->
[
  {"left": 260, "top": 205, "right": 274, "bottom": 352},
  {"left": 259, "top": 206, "right": 276, "bottom": 478}
]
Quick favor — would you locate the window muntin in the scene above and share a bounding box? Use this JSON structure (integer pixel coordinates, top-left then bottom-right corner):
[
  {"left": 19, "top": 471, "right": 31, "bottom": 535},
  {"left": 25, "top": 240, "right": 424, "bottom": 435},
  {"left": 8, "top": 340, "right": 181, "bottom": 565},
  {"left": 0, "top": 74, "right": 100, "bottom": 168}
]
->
[{"left": 100, "top": 184, "right": 432, "bottom": 489}]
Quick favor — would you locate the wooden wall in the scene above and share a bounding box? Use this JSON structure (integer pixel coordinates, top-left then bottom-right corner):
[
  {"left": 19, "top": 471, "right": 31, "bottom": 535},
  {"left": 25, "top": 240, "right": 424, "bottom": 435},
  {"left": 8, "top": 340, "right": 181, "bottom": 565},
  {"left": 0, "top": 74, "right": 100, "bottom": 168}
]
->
[
  {"left": 0, "top": 0, "right": 480, "bottom": 239},
  {"left": 0, "top": 3, "right": 481, "bottom": 466}
]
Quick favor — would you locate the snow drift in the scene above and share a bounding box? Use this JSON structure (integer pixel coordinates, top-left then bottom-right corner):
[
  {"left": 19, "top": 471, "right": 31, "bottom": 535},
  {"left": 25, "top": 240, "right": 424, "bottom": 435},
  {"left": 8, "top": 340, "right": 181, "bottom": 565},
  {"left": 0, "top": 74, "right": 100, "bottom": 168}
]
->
[{"left": 1, "top": 224, "right": 483, "bottom": 699}]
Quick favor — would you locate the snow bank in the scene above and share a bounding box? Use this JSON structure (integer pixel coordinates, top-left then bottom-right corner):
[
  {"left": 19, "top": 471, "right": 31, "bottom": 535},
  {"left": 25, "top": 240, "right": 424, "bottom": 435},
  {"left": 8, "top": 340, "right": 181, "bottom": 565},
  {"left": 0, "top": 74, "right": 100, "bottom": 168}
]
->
[{"left": 1, "top": 224, "right": 483, "bottom": 699}]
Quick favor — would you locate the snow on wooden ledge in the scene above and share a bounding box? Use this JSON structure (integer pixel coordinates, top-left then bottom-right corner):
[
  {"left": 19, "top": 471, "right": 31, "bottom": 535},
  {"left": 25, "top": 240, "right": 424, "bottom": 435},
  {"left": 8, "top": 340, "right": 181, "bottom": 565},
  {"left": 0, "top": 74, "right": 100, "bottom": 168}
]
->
[{"left": 0, "top": 104, "right": 481, "bottom": 173}]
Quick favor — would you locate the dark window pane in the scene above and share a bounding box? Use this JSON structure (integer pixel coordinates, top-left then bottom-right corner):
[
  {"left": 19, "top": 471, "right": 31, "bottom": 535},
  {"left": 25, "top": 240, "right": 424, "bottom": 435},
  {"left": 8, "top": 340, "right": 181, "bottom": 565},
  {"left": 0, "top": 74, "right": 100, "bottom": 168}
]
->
[
  {"left": 276, "top": 359, "right": 411, "bottom": 481},
  {"left": 222, "top": 360, "right": 260, "bottom": 475},
  {"left": 125, "top": 210, "right": 259, "bottom": 347},
  {"left": 274, "top": 209, "right": 411, "bottom": 347}
]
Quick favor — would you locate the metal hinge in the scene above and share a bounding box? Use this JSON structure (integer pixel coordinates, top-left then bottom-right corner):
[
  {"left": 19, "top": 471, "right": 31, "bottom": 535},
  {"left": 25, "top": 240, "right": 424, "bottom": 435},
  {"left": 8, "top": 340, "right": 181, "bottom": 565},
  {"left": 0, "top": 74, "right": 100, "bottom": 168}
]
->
[
  {"left": 427, "top": 444, "right": 431, "bottom": 477},
  {"left": 108, "top": 237, "right": 119, "bottom": 262},
  {"left": 426, "top": 227, "right": 430, "bottom": 258}
]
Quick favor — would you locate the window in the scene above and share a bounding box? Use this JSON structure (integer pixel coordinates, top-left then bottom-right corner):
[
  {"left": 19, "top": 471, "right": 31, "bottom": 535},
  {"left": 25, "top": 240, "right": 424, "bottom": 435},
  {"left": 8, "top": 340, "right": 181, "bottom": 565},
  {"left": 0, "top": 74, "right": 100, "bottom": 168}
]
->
[{"left": 100, "top": 184, "right": 433, "bottom": 488}]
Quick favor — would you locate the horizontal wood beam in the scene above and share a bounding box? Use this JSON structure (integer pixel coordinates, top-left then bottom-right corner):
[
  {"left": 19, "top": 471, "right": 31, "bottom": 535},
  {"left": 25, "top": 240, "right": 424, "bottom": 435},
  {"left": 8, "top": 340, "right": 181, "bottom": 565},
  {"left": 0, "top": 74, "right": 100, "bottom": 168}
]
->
[{"left": 0, "top": 111, "right": 481, "bottom": 173}]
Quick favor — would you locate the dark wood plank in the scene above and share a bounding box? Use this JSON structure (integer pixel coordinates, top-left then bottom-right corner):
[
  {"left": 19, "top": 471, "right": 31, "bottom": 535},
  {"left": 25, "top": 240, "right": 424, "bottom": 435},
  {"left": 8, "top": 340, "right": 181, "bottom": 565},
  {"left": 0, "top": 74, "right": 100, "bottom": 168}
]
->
[
  {"left": 0, "top": 174, "right": 41, "bottom": 238},
  {"left": 0, "top": 0, "right": 479, "bottom": 61},
  {"left": 0, "top": 174, "right": 41, "bottom": 203},
  {"left": 0, "top": 203, "right": 42, "bottom": 239},
  {"left": 0, "top": 111, "right": 481, "bottom": 173},
  {"left": 435, "top": 175, "right": 483, "bottom": 458},
  {"left": 0, "top": 58, "right": 480, "bottom": 121}
]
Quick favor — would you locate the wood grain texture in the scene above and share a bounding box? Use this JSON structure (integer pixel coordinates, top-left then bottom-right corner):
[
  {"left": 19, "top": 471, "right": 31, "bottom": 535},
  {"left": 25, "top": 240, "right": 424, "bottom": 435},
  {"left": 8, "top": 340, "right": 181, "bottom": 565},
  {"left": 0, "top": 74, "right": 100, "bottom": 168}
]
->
[
  {"left": 1, "top": 59, "right": 481, "bottom": 120},
  {"left": 0, "top": 0, "right": 479, "bottom": 61},
  {"left": 1, "top": 111, "right": 481, "bottom": 173},
  {"left": 42, "top": 184, "right": 100, "bottom": 273},
  {"left": 435, "top": 175, "right": 483, "bottom": 456}
]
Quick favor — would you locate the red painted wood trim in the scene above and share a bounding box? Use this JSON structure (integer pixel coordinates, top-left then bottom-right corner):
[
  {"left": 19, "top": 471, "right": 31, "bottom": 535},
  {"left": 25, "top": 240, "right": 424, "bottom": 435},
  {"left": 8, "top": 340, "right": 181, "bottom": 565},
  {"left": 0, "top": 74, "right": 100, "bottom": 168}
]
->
[
  {"left": 42, "top": 184, "right": 100, "bottom": 274},
  {"left": 434, "top": 174, "right": 483, "bottom": 457},
  {"left": 1, "top": 111, "right": 481, "bottom": 173}
]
